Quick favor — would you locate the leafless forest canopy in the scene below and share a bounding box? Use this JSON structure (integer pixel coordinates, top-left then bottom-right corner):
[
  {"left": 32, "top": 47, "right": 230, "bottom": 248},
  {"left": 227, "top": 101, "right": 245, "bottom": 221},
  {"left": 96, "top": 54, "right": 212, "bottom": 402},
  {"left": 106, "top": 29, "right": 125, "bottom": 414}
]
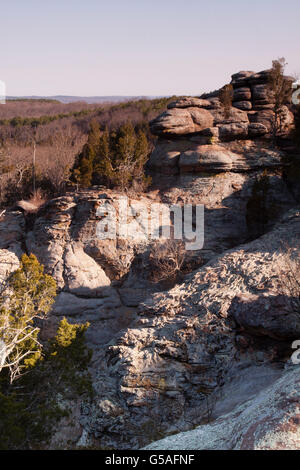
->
[{"left": 0, "top": 97, "right": 175, "bottom": 206}]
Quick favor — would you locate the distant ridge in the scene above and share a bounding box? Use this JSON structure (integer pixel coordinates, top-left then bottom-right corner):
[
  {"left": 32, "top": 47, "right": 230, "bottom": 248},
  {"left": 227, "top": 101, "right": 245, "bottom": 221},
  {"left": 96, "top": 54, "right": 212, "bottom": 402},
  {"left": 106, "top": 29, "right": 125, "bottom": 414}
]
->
[{"left": 6, "top": 95, "right": 159, "bottom": 104}]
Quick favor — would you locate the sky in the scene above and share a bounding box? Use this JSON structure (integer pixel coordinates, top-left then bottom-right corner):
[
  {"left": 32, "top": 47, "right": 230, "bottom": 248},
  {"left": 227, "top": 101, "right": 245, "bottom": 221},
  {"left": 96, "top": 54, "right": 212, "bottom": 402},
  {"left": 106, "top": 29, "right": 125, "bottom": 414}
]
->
[{"left": 1, "top": 0, "right": 300, "bottom": 97}]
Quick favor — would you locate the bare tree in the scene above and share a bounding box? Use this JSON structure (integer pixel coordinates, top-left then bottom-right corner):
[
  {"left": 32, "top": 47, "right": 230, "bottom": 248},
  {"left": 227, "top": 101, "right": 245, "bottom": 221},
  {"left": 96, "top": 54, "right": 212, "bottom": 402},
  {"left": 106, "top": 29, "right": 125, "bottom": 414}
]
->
[
  {"left": 276, "top": 242, "right": 300, "bottom": 314},
  {"left": 45, "top": 127, "right": 86, "bottom": 194},
  {"left": 219, "top": 84, "right": 233, "bottom": 119},
  {"left": 268, "top": 58, "right": 292, "bottom": 142},
  {"left": 148, "top": 239, "right": 186, "bottom": 284}
]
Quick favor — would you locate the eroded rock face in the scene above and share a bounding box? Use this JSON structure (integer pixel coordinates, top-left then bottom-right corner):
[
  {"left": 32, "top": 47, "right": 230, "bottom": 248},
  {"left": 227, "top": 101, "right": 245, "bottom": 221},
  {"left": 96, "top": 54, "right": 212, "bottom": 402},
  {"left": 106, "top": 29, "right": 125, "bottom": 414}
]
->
[
  {"left": 81, "top": 209, "right": 300, "bottom": 449},
  {"left": 167, "top": 97, "right": 211, "bottom": 109},
  {"left": 0, "top": 68, "right": 298, "bottom": 451},
  {"left": 0, "top": 211, "right": 25, "bottom": 256},
  {"left": 144, "top": 367, "right": 300, "bottom": 450},
  {"left": 150, "top": 107, "right": 214, "bottom": 136},
  {"left": 149, "top": 68, "right": 294, "bottom": 175},
  {"left": 63, "top": 243, "right": 111, "bottom": 297},
  {"left": 229, "top": 293, "right": 300, "bottom": 340},
  {"left": 0, "top": 197, "right": 299, "bottom": 450},
  {"left": 178, "top": 144, "right": 235, "bottom": 172},
  {"left": 0, "top": 249, "right": 19, "bottom": 282}
]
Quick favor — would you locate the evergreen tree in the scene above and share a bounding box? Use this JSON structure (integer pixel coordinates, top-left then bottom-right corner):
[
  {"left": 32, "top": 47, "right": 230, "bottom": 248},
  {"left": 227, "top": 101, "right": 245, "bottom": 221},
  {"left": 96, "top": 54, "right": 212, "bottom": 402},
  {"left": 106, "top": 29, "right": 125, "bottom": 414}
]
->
[
  {"left": 0, "top": 316, "right": 92, "bottom": 449},
  {"left": 71, "top": 119, "right": 100, "bottom": 187},
  {"left": 72, "top": 120, "right": 150, "bottom": 191},
  {"left": 0, "top": 254, "right": 57, "bottom": 382},
  {"left": 93, "top": 127, "right": 113, "bottom": 186}
]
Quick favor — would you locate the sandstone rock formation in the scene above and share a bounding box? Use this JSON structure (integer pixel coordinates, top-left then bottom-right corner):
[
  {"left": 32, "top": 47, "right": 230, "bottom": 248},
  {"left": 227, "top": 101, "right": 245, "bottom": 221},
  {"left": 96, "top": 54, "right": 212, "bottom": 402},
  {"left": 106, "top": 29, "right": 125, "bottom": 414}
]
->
[
  {"left": 149, "top": 107, "right": 214, "bottom": 136},
  {"left": 0, "top": 68, "right": 298, "bottom": 451},
  {"left": 149, "top": 68, "right": 294, "bottom": 175},
  {"left": 144, "top": 367, "right": 299, "bottom": 450},
  {"left": 82, "top": 208, "right": 300, "bottom": 449}
]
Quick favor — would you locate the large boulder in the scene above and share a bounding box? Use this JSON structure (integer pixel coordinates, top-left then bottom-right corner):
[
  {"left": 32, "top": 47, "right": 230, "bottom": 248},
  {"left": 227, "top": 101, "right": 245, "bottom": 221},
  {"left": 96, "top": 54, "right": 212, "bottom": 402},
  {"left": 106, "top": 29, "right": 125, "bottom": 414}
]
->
[
  {"left": 211, "top": 106, "right": 249, "bottom": 125},
  {"left": 63, "top": 243, "right": 111, "bottom": 297},
  {"left": 144, "top": 368, "right": 300, "bottom": 450},
  {"left": 150, "top": 107, "right": 214, "bottom": 136},
  {"left": 248, "top": 122, "right": 268, "bottom": 137},
  {"left": 233, "top": 101, "right": 252, "bottom": 111},
  {"left": 178, "top": 144, "right": 234, "bottom": 172},
  {"left": 231, "top": 71, "right": 255, "bottom": 87},
  {"left": 229, "top": 292, "right": 300, "bottom": 340},
  {"left": 233, "top": 87, "right": 252, "bottom": 101},
  {"left": 218, "top": 122, "right": 249, "bottom": 141}
]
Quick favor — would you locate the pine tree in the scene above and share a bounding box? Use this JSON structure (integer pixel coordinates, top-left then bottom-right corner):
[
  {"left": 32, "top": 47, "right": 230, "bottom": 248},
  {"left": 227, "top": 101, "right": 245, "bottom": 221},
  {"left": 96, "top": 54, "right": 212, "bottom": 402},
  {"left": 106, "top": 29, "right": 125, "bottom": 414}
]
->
[
  {"left": 0, "top": 254, "right": 57, "bottom": 382},
  {"left": 86, "top": 119, "right": 101, "bottom": 154},
  {"left": 132, "top": 130, "right": 151, "bottom": 190},
  {"left": 71, "top": 119, "right": 100, "bottom": 188},
  {"left": 72, "top": 120, "right": 150, "bottom": 192},
  {"left": 116, "top": 122, "right": 137, "bottom": 164},
  {"left": 93, "top": 127, "right": 113, "bottom": 186}
]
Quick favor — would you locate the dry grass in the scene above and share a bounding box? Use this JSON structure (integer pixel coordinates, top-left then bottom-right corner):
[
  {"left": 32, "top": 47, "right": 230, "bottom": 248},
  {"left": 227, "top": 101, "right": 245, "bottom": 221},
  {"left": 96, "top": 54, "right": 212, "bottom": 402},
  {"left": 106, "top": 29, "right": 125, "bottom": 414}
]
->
[
  {"left": 276, "top": 243, "right": 300, "bottom": 313},
  {"left": 148, "top": 239, "right": 186, "bottom": 284},
  {"left": 27, "top": 189, "right": 47, "bottom": 209}
]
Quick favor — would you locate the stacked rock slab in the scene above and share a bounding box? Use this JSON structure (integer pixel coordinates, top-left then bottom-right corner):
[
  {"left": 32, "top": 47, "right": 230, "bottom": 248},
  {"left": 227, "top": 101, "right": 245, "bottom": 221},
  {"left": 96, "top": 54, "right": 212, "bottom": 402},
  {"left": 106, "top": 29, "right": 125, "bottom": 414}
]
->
[{"left": 149, "top": 69, "right": 294, "bottom": 175}]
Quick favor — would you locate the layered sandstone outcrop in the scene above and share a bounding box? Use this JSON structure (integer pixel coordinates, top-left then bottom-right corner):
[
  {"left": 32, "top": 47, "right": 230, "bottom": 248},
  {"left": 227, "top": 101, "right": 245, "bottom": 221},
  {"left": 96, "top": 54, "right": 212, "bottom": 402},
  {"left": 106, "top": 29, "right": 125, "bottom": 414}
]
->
[
  {"left": 144, "top": 367, "right": 299, "bottom": 450},
  {"left": 0, "top": 69, "right": 299, "bottom": 450},
  {"left": 149, "top": 69, "right": 294, "bottom": 175}
]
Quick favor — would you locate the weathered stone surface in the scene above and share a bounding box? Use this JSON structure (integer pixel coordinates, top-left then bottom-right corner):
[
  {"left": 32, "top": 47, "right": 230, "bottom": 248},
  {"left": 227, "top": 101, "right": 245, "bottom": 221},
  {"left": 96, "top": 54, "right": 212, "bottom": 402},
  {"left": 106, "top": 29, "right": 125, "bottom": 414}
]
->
[
  {"left": 53, "top": 291, "right": 121, "bottom": 317},
  {"left": 144, "top": 367, "right": 300, "bottom": 450},
  {"left": 253, "top": 103, "right": 275, "bottom": 110},
  {"left": 0, "top": 211, "right": 25, "bottom": 255},
  {"left": 0, "top": 199, "right": 299, "bottom": 450},
  {"left": 63, "top": 243, "right": 111, "bottom": 296},
  {"left": 231, "top": 71, "right": 255, "bottom": 86},
  {"left": 250, "top": 109, "right": 275, "bottom": 131},
  {"left": 251, "top": 84, "right": 273, "bottom": 102},
  {"left": 218, "top": 122, "right": 248, "bottom": 141},
  {"left": 119, "top": 288, "right": 152, "bottom": 307},
  {"left": 233, "top": 87, "right": 252, "bottom": 101},
  {"left": 167, "top": 97, "right": 211, "bottom": 109},
  {"left": 229, "top": 293, "right": 300, "bottom": 340},
  {"left": 150, "top": 107, "right": 214, "bottom": 136},
  {"left": 84, "top": 209, "right": 300, "bottom": 449},
  {"left": 179, "top": 145, "right": 234, "bottom": 172},
  {"left": 195, "top": 127, "right": 219, "bottom": 138},
  {"left": 248, "top": 122, "right": 268, "bottom": 137},
  {"left": 233, "top": 101, "right": 252, "bottom": 111},
  {"left": 0, "top": 249, "right": 19, "bottom": 282},
  {"left": 211, "top": 106, "right": 249, "bottom": 125}
]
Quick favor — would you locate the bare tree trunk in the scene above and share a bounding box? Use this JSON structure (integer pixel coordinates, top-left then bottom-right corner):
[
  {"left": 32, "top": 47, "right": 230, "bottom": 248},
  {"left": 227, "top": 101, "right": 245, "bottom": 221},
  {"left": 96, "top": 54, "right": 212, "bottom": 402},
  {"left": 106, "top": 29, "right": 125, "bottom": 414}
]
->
[{"left": 32, "top": 140, "right": 36, "bottom": 194}]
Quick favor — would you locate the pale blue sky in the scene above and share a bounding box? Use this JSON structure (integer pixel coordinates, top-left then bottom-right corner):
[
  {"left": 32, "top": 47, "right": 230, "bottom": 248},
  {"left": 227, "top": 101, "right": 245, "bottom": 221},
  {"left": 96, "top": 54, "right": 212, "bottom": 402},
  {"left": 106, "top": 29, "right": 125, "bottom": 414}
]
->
[{"left": 1, "top": 0, "right": 299, "bottom": 96}]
